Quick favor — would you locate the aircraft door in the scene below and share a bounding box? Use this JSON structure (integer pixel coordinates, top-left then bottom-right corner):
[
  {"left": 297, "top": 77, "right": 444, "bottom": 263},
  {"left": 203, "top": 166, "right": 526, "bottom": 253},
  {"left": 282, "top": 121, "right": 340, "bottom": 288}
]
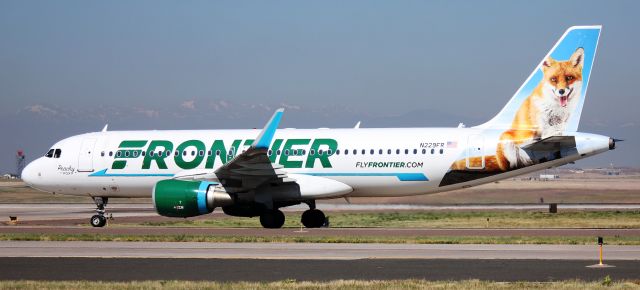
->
[
  {"left": 466, "top": 135, "right": 485, "bottom": 170},
  {"left": 78, "top": 138, "right": 97, "bottom": 172}
]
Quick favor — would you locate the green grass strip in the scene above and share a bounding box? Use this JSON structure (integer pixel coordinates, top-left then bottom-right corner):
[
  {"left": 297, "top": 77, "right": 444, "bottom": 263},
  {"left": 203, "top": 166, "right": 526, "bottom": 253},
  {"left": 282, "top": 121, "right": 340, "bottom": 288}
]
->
[{"left": 130, "top": 210, "right": 640, "bottom": 229}]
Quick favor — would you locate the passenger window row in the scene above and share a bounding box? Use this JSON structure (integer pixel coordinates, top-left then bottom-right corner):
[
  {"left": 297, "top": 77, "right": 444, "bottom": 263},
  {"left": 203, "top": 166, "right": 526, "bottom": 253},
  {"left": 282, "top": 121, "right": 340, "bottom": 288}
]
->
[
  {"left": 99, "top": 147, "right": 445, "bottom": 158},
  {"left": 336, "top": 148, "right": 444, "bottom": 155},
  {"left": 101, "top": 149, "right": 239, "bottom": 158}
]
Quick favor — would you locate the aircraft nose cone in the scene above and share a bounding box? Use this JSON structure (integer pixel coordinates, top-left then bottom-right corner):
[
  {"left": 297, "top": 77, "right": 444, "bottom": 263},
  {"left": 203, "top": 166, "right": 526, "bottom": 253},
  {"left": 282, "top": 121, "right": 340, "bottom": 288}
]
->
[{"left": 21, "top": 161, "right": 38, "bottom": 186}]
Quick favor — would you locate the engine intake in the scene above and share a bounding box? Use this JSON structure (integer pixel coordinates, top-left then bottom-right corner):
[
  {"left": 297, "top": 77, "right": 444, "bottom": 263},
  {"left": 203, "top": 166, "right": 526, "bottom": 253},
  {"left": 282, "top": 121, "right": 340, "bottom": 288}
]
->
[{"left": 153, "top": 179, "right": 232, "bottom": 218}]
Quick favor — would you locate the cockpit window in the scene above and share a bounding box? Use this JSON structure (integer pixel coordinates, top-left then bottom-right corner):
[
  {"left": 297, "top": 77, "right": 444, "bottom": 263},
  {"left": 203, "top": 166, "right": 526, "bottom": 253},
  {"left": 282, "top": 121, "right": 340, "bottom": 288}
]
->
[
  {"left": 45, "top": 149, "right": 54, "bottom": 158},
  {"left": 54, "top": 149, "right": 62, "bottom": 158}
]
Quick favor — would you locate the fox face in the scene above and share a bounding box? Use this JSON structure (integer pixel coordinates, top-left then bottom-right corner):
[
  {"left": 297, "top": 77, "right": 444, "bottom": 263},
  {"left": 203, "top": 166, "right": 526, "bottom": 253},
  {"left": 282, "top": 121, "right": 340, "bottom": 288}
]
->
[{"left": 541, "top": 47, "right": 584, "bottom": 108}]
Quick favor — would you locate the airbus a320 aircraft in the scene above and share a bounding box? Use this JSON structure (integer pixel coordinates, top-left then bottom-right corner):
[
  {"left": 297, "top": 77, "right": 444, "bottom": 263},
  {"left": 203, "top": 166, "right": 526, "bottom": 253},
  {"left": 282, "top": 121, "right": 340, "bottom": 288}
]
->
[{"left": 22, "top": 26, "right": 616, "bottom": 228}]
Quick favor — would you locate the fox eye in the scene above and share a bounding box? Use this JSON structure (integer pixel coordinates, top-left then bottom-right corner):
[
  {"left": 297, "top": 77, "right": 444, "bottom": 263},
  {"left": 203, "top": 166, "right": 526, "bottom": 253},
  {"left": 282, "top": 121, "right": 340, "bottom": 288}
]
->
[
  {"left": 550, "top": 77, "right": 557, "bottom": 82},
  {"left": 566, "top": 75, "right": 574, "bottom": 81}
]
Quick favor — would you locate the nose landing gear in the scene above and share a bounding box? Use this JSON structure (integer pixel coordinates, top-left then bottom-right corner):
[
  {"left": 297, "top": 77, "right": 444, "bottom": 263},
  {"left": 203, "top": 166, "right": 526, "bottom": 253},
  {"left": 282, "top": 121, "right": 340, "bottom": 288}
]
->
[{"left": 90, "top": 197, "right": 108, "bottom": 227}]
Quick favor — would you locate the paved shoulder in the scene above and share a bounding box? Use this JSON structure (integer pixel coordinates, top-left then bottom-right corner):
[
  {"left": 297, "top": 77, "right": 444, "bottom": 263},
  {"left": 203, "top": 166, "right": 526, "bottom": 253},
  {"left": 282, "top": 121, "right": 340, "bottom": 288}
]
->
[{"left": 0, "top": 241, "right": 639, "bottom": 260}]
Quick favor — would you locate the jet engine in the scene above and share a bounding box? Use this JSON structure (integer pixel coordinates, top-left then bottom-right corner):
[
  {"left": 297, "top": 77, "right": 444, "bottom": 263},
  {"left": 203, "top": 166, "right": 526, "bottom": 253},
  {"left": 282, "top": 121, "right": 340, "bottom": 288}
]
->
[{"left": 153, "top": 179, "right": 233, "bottom": 217}]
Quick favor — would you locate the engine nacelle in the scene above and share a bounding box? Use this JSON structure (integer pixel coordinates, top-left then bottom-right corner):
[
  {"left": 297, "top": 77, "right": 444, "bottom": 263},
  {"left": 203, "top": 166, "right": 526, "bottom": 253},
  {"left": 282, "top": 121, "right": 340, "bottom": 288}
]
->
[{"left": 153, "top": 179, "right": 233, "bottom": 218}]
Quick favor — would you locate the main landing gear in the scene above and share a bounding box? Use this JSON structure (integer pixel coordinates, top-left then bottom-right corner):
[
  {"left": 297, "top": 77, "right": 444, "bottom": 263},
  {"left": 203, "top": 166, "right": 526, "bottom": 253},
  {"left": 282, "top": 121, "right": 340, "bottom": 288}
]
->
[
  {"left": 90, "top": 197, "right": 108, "bottom": 227},
  {"left": 258, "top": 203, "right": 327, "bottom": 229},
  {"left": 301, "top": 209, "right": 325, "bottom": 228},
  {"left": 259, "top": 209, "right": 285, "bottom": 229}
]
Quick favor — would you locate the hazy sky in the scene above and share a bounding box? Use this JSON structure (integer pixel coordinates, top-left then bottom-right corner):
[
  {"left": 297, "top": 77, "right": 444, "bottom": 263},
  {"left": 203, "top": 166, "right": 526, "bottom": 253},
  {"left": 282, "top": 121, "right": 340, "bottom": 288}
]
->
[{"left": 1, "top": 0, "right": 639, "bottom": 173}]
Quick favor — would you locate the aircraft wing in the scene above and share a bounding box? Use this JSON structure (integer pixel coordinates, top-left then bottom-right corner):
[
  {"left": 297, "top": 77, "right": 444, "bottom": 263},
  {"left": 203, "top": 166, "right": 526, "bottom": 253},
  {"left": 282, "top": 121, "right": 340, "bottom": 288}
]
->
[
  {"left": 522, "top": 136, "right": 576, "bottom": 151},
  {"left": 172, "top": 108, "right": 351, "bottom": 199},
  {"left": 212, "top": 108, "right": 286, "bottom": 193}
]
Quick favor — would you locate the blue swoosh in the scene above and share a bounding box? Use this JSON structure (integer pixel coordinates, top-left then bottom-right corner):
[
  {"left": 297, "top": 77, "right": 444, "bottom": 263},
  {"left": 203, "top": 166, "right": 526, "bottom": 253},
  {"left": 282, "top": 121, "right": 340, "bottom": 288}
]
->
[
  {"left": 303, "top": 172, "right": 428, "bottom": 181},
  {"left": 89, "top": 169, "right": 174, "bottom": 177},
  {"left": 89, "top": 169, "right": 428, "bottom": 181}
]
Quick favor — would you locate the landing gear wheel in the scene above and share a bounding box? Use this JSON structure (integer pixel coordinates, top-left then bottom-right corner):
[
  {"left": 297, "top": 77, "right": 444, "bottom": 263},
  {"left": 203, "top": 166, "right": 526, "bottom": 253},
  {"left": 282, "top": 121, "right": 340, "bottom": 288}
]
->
[
  {"left": 90, "top": 214, "right": 107, "bottom": 227},
  {"left": 301, "top": 209, "right": 325, "bottom": 228},
  {"left": 260, "top": 210, "right": 285, "bottom": 229},
  {"left": 90, "top": 197, "right": 109, "bottom": 227}
]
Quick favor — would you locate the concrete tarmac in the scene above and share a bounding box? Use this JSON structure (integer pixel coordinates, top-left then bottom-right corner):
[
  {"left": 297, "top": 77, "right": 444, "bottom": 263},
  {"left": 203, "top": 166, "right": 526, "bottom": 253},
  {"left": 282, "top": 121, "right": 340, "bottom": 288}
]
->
[
  {"left": 1, "top": 203, "right": 639, "bottom": 282},
  {"left": 0, "top": 242, "right": 638, "bottom": 281},
  {"left": 1, "top": 241, "right": 639, "bottom": 260}
]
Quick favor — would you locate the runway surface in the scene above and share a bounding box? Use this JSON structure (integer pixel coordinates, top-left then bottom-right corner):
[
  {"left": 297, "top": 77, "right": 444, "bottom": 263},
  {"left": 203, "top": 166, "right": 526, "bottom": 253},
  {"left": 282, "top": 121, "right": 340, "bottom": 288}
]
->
[
  {"left": 2, "top": 241, "right": 639, "bottom": 260},
  {"left": 1, "top": 257, "right": 637, "bottom": 282},
  {"left": 0, "top": 242, "right": 638, "bottom": 281},
  {"left": 1, "top": 201, "right": 639, "bottom": 282}
]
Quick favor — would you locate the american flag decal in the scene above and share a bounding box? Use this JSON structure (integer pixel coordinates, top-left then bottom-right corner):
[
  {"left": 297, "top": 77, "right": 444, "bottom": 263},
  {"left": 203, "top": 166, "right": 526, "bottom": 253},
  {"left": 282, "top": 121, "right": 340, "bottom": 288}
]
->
[{"left": 447, "top": 141, "right": 457, "bottom": 148}]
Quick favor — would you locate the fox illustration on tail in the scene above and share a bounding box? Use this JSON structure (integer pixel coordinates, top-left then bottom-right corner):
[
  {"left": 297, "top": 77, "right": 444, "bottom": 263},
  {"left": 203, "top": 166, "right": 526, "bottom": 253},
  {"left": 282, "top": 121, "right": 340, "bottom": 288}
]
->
[
  {"left": 442, "top": 26, "right": 601, "bottom": 187},
  {"left": 495, "top": 47, "right": 584, "bottom": 170}
]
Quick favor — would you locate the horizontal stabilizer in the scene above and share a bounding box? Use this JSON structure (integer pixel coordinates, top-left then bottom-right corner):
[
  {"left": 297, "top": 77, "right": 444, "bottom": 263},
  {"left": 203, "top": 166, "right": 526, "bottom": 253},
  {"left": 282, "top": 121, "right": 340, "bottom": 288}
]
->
[{"left": 522, "top": 136, "right": 576, "bottom": 151}]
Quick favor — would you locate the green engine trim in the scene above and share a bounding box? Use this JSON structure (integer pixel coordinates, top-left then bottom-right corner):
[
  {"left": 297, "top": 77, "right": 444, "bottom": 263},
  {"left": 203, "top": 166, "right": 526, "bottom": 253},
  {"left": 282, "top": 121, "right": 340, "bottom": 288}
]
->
[{"left": 153, "top": 179, "right": 218, "bottom": 218}]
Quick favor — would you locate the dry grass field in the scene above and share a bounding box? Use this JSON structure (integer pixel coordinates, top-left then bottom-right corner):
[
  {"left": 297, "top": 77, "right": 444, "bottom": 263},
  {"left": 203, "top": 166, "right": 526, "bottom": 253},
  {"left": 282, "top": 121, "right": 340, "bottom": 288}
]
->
[
  {"left": 135, "top": 210, "right": 640, "bottom": 229},
  {"left": 0, "top": 279, "right": 638, "bottom": 289}
]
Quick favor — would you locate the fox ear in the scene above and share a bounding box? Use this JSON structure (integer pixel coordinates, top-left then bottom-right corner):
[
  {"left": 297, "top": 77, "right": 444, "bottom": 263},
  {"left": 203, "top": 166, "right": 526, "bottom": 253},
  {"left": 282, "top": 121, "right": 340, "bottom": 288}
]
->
[
  {"left": 570, "top": 47, "right": 584, "bottom": 68},
  {"left": 542, "top": 57, "right": 556, "bottom": 69}
]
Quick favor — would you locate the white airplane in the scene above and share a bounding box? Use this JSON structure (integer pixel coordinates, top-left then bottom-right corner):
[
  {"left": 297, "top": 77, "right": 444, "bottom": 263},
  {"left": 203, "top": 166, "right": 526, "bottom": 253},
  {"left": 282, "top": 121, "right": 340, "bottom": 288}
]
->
[{"left": 22, "top": 26, "right": 617, "bottom": 228}]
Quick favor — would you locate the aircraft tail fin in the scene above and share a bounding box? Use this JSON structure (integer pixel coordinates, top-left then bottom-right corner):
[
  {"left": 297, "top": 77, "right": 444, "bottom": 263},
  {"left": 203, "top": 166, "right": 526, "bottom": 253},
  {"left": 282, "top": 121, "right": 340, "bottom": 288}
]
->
[{"left": 475, "top": 26, "right": 601, "bottom": 133}]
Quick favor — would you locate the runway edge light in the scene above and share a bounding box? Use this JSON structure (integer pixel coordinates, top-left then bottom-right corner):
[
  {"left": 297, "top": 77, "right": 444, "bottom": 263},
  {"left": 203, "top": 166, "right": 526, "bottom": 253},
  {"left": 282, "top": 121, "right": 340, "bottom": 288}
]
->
[{"left": 586, "top": 236, "right": 615, "bottom": 268}]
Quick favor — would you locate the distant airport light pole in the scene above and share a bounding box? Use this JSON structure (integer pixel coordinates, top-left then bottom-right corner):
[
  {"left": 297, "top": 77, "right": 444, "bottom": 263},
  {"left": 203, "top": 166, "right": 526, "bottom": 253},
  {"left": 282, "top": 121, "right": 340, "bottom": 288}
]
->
[{"left": 16, "top": 150, "right": 26, "bottom": 178}]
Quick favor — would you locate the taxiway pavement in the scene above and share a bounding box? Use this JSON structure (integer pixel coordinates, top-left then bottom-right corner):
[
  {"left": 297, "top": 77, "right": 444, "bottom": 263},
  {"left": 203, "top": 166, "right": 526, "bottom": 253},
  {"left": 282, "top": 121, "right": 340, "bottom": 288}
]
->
[
  {"left": 1, "top": 257, "right": 637, "bottom": 282},
  {"left": 1, "top": 241, "right": 639, "bottom": 260},
  {"left": 0, "top": 242, "right": 638, "bottom": 281}
]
